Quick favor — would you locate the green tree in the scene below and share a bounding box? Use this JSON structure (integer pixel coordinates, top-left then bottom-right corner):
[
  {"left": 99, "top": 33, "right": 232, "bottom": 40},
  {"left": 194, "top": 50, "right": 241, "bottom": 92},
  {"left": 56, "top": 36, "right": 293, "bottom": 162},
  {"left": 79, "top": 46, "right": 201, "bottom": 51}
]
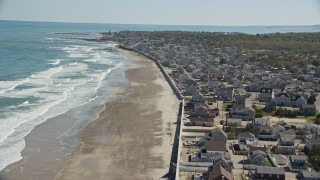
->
[
  {"left": 309, "top": 145, "right": 320, "bottom": 171},
  {"left": 229, "top": 125, "right": 238, "bottom": 139},
  {"left": 255, "top": 109, "right": 264, "bottom": 118},
  {"left": 312, "top": 59, "right": 320, "bottom": 67},
  {"left": 307, "top": 95, "right": 317, "bottom": 104},
  {"left": 315, "top": 114, "right": 320, "bottom": 125},
  {"left": 245, "top": 123, "right": 259, "bottom": 136}
]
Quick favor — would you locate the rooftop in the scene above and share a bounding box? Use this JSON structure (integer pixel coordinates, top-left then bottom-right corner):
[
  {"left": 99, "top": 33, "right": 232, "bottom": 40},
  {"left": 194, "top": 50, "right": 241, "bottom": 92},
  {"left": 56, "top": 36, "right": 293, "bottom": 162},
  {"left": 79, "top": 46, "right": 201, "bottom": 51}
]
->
[
  {"left": 238, "top": 132, "right": 255, "bottom": 139},
  {"left": 300, "top": 171, "right": 320, "bottom": 179},
  {"left": 205, "top": 140, "right": 227, "bottom": 152},
  {"left": 280, "top": 130, "right": 296, "bottom": 136},
  {"left": 256, "top": 167, "right": 285, "bottom": 175}
]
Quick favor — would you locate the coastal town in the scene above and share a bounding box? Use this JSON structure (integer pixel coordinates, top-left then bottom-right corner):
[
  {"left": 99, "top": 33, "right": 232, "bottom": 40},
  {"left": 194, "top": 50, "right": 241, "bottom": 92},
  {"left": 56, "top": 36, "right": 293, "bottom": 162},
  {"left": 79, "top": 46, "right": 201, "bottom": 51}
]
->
[{"left": 104, "top": 31, "right": 320, "bottom": 180}]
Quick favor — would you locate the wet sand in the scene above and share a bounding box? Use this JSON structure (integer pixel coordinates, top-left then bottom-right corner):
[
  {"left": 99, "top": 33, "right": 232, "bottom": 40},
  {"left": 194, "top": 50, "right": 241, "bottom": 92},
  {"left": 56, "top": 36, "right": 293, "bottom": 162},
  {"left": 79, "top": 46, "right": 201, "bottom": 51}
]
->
[
  {"left": 0, "top": 58, "right": 127, "bottom": 180},
  {"left": 0, "top": 48, "right": 180, "bottom": 180},
  {"left": 53, "top": 49, "right": 180, "bottom": 179}
]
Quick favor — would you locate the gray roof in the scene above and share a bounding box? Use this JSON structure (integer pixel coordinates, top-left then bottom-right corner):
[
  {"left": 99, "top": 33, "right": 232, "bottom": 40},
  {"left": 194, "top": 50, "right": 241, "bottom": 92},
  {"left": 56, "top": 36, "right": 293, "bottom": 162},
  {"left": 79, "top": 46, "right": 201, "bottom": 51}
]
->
[
  {"left": 301, "top": 104, "right": 316, "bottom": 109},
  {"left": 206, "top": 140, "right": 226, "bottom": 152},
  {"left": 238, "top": 132, "right": 255, "bottom": 139},
  {"left": 252, "top": 150, "right": 267, "bottom": 157},
  {"left": 256, "top": 167, "right": 285, "bottom": 175},
  {"left": 208, "top": 128, "right": 227, "bottom": 141},
  {"left": 289, "top": 155, "right": 308, "bottom": 161},
  {"left": 301, "top": 171, "right": 320, "bottom": 179},
  {"left": 280, "top": 136, "right": 295, "bottom": 142},
  {"left": 212, "top": 154, "right": 230, "bottom": 163}
]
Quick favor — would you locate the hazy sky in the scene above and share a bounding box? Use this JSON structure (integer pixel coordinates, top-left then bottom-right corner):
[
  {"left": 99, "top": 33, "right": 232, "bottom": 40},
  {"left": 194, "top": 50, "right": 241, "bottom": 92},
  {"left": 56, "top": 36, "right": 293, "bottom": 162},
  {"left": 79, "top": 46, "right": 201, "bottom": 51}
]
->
[{"left": 0, "top": 0, "right": 319, "bottom": 25}]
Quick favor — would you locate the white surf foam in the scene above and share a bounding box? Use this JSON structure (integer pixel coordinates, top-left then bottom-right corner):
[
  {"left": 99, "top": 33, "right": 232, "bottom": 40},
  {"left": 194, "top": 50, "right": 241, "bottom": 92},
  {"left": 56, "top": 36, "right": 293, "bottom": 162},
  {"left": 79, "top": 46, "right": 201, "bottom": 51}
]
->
[
  {"left": 0, "top": 40, "right": 126, "bottom": 170},
  {"left": 0, "top": 42, "right": 125, "bottom": 172},
  {"left": 48, "top": 59, "right": 61, "bottom": 65}
]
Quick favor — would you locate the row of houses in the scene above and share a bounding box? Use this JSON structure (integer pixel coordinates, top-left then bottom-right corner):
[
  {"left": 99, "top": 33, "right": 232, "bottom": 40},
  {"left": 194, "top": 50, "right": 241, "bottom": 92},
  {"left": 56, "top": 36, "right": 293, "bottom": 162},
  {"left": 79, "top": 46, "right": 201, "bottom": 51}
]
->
[{"left": 106, "top": 31, "right": 320, "bottom": 180}]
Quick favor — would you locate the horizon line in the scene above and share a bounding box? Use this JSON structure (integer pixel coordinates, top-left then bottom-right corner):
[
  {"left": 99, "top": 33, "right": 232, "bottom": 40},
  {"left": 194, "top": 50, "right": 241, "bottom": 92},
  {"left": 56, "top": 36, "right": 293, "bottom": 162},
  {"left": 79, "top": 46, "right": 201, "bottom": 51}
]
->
[{"left": 1, "top": 19, "right": 319, "bottom": 27}]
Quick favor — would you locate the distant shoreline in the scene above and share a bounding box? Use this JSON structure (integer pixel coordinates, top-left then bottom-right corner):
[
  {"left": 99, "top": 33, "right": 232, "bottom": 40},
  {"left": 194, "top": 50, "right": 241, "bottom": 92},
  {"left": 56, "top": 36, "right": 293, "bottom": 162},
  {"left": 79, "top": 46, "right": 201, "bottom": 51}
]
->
[{"left": 2, "top": 20, "right": 319, "bottom": 34}]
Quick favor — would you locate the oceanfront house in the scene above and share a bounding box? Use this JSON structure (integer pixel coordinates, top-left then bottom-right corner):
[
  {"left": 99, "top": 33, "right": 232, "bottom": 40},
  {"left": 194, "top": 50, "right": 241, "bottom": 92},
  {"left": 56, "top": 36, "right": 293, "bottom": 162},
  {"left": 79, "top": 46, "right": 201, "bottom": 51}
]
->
[
  {"left": 255, "top": 167, "right": 285, "bottom": 180},
  {"left": 192, "top": 91, "right": 206, "bottom": 102},
  {"left": 257, "top": 125, "right": 275, "bottom": 139},
  {"left": 193, "top": 128, "right": 228, "bottom": 162},
  {"left": 185, "top": 84, "right": 198, "bottom": 96},
  {"left": 258, "top": 88, "right": 274, "bottom": 102},
  {"left": 193, "top": 102, "right": 210, "bottom": 112},
  {"left": 288, "top": 155, "right": 308, "bottom": 172},
  {"left": 254, "top": 118, "right": 270, "bottom": 126},
  {"left": 197, "top": 141, "right": 227, "bottom": 162},
  {"left": 207, "top": 166, "right": 234, "bottom": 180},
  {"left": 187, "top": 91, "right": 206, "bottom": 109},
  {"left": 210, "top": 155, "right": 233, "bottom": 174},
  {"left": 229, "top": 107, "right": 255, "bottom": 121},
  {"left": 248, "top": 150, "right": 268, "bottom": 166},
  {"left": 188, "top": 115, "right": 214, "bottom": 127},
  {"left": 299, "top": 104, "right": 317, "bottom": 116},
  {"left": 226, "top": 118, "right": 242, "bottom": 126},
  {"left": 299, "top": 171, "right": 320, "bottom": 180},
  {"left": 193, "top": 105, "right": 218, "bottom": 117},
  {"left": 207, "top": 128, "right": 228, "bottom": 142}
]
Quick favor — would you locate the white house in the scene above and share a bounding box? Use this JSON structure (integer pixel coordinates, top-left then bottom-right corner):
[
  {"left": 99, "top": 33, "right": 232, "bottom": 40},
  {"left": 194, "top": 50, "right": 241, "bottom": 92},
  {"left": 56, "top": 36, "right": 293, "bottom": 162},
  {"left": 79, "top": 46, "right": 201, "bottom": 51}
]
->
[
  {"left": 226, "top": 118, "right": 242, "bottom": 126},
  {"left": 254, "top": 118, "right": 270, "bottom": 126}
]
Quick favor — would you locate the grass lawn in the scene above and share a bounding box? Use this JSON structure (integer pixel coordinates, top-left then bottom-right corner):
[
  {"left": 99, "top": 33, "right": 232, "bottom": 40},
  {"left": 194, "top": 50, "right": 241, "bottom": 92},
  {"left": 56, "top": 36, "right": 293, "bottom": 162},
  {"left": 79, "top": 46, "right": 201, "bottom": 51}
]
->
[
  {"left": 223, "top": 102, "right": 231, "bottom": 111},
  {"left": 255, "top": 101, "right": 266, "bottom": 105},
  {"left": 296, "top": 115, "right": 316, "bottom": 123},
  {"left": 266, "top": 159, "right": 274, "bottom": 167}
]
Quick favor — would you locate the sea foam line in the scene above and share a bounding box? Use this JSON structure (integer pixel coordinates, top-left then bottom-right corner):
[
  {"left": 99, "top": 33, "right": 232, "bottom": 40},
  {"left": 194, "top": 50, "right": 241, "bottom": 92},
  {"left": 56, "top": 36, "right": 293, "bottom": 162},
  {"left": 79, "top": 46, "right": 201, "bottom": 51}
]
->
[{"left": 0, "top": 40, "right": 125, "bottom": 172}]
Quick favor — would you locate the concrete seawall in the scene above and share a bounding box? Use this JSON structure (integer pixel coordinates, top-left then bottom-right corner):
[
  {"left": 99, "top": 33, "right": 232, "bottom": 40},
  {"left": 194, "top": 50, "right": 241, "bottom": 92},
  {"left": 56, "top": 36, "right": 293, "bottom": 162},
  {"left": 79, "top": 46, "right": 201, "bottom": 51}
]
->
[
  {"left": 118, "top": 45, "right": 183, "bottom": 100},
  {"left": 117, "top": 45, "right": 184, "bottom": 179}
]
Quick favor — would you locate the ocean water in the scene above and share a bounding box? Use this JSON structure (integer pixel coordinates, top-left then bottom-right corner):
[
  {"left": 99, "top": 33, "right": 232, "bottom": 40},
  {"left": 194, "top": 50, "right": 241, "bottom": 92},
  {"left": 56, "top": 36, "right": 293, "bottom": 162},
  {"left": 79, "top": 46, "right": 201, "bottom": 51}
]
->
[
  {"left": 0, "top": 20, "right": 127, "bottom": 171},
  {"left": 0, "top": 20, "right": 319, "bottom": 172}
]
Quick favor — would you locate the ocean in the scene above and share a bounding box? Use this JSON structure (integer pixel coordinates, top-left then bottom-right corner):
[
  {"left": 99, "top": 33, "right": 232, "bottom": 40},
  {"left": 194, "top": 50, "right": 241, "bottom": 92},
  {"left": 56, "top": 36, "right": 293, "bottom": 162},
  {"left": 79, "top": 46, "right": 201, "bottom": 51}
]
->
[
  {"left": 0, "top": 20, "right": 319, "bottom": 172},
  {"left": 0, "top": 20, "right": 127, "bottom": 171}
]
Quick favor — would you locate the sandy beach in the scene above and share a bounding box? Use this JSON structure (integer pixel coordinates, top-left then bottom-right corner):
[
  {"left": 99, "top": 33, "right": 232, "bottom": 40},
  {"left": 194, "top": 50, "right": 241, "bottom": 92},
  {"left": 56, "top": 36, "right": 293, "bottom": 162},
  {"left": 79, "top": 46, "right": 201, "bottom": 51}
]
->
[
  {"left": 0, "top": 48, "right": 180, "bottom": 180},
  {"left": 53, "top": 49, "right": 180, "bottom": 179}
]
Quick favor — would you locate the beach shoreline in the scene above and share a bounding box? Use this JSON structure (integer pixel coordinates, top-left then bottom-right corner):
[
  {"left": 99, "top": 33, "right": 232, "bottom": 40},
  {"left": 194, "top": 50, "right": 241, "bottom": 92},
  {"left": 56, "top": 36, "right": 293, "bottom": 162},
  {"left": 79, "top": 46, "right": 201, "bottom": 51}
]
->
[
  {"left": 0, "top": 47, "right": 128, "bottom": 179},
  {"left": 1, "top": 46, "right": 180, "bottom": 180},
  {"left": 53, "top": 48, "right": 180, "bottom": 179}
]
